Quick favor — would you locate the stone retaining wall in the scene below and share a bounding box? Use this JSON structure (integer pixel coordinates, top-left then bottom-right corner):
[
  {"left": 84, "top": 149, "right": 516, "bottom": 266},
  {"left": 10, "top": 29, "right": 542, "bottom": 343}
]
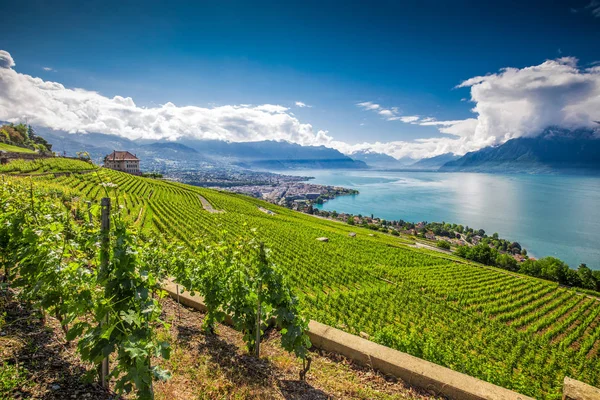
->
[{"left": 563, "top": 377, "right": 600, "bottom": 400}]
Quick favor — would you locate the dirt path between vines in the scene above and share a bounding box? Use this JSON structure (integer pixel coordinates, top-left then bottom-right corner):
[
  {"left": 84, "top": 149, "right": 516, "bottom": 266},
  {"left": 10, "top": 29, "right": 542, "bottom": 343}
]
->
[{"left": 199, "top": 194, "right": 224, "bottom": 213}]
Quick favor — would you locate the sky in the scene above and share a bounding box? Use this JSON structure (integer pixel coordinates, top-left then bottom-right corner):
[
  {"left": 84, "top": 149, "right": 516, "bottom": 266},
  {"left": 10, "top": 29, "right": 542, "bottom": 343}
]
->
[{"left": 0, "top": 0, "right": 599, "bottom": 159}]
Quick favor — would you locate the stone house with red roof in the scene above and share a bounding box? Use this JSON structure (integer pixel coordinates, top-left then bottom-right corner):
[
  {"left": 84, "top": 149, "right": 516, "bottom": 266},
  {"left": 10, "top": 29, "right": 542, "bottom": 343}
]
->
[{"left": 103, "top": 151, "right": 140, "bottom": 174}]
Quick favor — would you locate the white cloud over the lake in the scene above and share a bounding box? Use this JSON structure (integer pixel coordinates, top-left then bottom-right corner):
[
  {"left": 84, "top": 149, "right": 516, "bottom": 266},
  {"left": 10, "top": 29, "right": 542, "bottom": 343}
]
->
[
  {"left": 1, "top": 50, "right": 599, "bottom": 160},
  {"left": 353, "top": 57, "right": 600, "bottom": 158}
]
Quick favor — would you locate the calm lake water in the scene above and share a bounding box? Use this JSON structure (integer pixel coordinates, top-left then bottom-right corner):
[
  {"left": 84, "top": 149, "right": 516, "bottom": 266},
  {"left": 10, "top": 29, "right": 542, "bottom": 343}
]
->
[{"left": 291, "top": 170, "right": 600, "bottom": 270}]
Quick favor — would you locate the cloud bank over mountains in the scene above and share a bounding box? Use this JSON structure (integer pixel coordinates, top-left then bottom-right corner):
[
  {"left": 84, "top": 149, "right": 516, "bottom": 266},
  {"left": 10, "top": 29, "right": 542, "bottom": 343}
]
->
[
  {"left": 0, "top": 50, "right": 599, "bottom": 160},
  {"left": 352, "top": 57, "right": 600, "bottom": 158},
  {"left": 0, "top": 51, "right": 333, "bottom": 147}
]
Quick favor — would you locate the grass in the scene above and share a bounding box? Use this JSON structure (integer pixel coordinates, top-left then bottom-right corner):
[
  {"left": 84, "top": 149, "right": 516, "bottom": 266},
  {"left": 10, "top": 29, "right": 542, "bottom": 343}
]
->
[
  {"left": 0, "top": 363, "right": 29, "bottom": 400},
  {"left": 0, "top": 143, "right": 35, "bottom": 154}
]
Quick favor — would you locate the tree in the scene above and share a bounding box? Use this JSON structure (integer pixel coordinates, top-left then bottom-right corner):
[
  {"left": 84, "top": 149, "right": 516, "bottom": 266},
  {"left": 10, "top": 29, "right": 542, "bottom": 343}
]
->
[
  {"left": 346, "top": 216, "right": 354, "bottom": 225},
  {"left": 455, "top": 243, "right": 498, "bottom": 266},
  {"left": 577, "top": 264, "right": 596, "bottom": 290},
  {"left": 519, "top": 259, "right": 541, "bottom": 277},
  {"left": 537, "top": 257, "right": 570, "bottom": 284},
  {"left": 496, "top": 253, "right": 518, "bottom": 272},
  {"left": 592, "top": 270, "right": 600, "bottom": 291}
]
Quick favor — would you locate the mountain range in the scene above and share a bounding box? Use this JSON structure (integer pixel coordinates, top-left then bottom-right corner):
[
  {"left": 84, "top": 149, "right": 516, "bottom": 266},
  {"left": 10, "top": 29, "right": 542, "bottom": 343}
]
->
[
  {"left": 409, "top": 153, "right": 460, "bottom": 170},
  {"left": 36, "top": 128, "right": 367, "bottom": 170},
  {"left": 440, "top": 128, "right": 600, "bottom": 173},
  {"left": 10, "top": 124, "right": 600, "bottom": 174},
  {"left": 349, "top": 150, "right": 416, "bottom": 169}
]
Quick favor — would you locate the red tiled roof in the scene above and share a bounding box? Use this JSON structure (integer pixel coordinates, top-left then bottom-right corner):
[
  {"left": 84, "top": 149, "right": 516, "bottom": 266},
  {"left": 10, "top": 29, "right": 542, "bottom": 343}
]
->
[{"left": 105, "top": 151, "right": 139, "bottom": 161}]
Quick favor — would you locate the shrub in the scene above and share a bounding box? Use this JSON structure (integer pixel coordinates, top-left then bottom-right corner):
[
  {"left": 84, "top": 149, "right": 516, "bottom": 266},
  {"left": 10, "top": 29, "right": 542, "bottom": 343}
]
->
[{"left": 436, "top": 240, "right": 450, "bottom": 250}]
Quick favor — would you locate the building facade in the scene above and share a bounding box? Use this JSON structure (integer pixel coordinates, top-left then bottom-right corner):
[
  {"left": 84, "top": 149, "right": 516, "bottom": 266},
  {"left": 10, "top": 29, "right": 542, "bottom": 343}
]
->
[{"left": 104, "top": 151, "right": 140, "bottom": 174}]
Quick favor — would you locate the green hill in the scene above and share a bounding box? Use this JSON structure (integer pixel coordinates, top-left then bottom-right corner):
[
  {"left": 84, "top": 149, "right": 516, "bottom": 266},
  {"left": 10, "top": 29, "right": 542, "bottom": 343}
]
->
[
  {"left": 0, "top": 123, "right": 52, "bottom": 154},
  {"left": 2, "top": 158, "right": 600, "bottom": 398},
  {"left": 0, "top": 142, "right": 36, "bottom": 153}
]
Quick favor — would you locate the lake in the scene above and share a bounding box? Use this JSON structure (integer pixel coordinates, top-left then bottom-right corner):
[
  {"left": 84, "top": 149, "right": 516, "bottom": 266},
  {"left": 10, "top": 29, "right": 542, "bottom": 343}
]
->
[{"left": 290, "top": 170, "right": 600, "bottom": 270}]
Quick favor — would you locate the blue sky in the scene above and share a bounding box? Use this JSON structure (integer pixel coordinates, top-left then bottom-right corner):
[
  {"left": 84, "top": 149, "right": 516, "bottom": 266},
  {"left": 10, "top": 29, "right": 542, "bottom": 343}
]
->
[{"left": 1, "top": 0, "right": 599, "bottom": 159}]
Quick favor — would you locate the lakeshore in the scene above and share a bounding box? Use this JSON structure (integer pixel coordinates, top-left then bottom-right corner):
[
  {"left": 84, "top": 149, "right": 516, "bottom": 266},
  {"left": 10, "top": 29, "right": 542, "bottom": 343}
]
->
[{"left": 284, "top": 169, "right": 600, "bottom": 270}]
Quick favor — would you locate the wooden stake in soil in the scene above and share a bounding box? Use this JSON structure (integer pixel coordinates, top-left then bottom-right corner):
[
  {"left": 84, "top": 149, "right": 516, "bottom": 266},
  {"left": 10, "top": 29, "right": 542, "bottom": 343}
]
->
[
  {"left": 99, "top": 197, "right": 110, "bottom": 389},
  {"left": 255, "top": 243, "right": 264, "bottom": 358},
  {"left": 176, "top": 284, "right": 181, "bottom": 321},
  {"left": 255, "top": 296, "right": 261, "bottom": 358}
]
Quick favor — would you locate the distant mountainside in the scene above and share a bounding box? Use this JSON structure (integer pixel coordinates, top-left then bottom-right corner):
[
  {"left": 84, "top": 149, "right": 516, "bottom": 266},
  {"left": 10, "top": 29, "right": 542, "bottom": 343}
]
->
[
  {"left": 37, "top": 128, "right": 366, "bottom": 170},
  {"left": 440, "top": 128, "right": 600, "bottom": 173},
  {"left": 349, "top": 150, "right": 415, "bottom": 168},
  {"left": 180, "top": 139, "right": 366, "bottom": 169},
  {"left": 410, "top": 153, "right": 460, "bottom": 169}
]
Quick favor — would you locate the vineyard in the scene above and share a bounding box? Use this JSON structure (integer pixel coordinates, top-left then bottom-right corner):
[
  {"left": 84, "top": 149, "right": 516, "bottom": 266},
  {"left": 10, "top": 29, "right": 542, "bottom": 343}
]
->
[
  {"left": 0, "top": 142, "right": 36, "bottom": 153},
  {"left": 0, "top": 157, "right": 96, "bottom": 174},
  {"left": 3, "top": 159, "right": 600, "bottom": 399}
]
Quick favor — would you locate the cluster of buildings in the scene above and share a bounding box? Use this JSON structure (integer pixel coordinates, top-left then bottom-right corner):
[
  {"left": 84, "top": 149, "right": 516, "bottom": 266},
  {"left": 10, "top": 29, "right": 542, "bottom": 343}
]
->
[{"left": 222, "top": 181, "right": 356, "bottom": 206}]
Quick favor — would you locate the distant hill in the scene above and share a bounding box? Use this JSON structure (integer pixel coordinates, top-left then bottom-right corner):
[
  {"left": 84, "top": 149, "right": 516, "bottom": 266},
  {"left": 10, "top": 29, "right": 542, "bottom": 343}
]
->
[
  {"left": 349, "top": 150, "right": 415, "bottom": 169},
  {"left": 34, "top": 128, "right": 367, "bottom": 170},
  {"left": 141, "top": 142, "right": 198, "bottom": 155},
  {"left": 181, "top": 139, "right": 367, "bottom": 169},
  {"left": 409, "top": 153, "right": 460, "bottom": 170},
  {"left": 440, "top": 128, "right": 600, "bottom": 173}
]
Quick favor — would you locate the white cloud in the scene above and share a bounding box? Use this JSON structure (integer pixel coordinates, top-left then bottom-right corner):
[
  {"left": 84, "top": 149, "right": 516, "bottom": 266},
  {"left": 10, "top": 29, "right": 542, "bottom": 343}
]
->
[
  {"left": 295, "top": 101, "right": 311, "bottom": 108},
  {"left": 399, "top": 115, "right": 420, "bottom": 123},
  {"left": 351, "top": 57, "right": 600, "bottom": 158},
  {"left": 442, "top": 57, "right": 600, "bottom": 148},
  {"left": 356, "top": 101, "right": 380, "bottom": 111},
  {"left": 42, "top": 66, "right": 56, "bottom": 72},
  {"left": 357, "top": 101, "right": 423, "bottom": 123},
  {"left": 333, "top": 136, "right": 469, "bottom": 160},
  {"left": 0, "top": 50, "right": 15, "bottom": 69},
  {"left": 0, "top": 50, "right": 335, "bottom": 146},
  {"left": 377, "top": 109, "right": 394, "bottom": 117}
]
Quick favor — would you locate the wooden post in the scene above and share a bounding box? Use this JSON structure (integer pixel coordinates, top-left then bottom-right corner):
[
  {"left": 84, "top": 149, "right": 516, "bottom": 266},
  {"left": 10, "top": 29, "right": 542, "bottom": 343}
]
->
[
  {"left": 176, "top": 284, "right": 181, "bottom": 321},
  {"left": 255, "top": 242, "right": 265, "bottom": 358},
  {"left": 255, "top": 298, "right": 261, "bottom": 358},
  {"left": 99, "top": 197, "right": 110, "bottom": 389}
]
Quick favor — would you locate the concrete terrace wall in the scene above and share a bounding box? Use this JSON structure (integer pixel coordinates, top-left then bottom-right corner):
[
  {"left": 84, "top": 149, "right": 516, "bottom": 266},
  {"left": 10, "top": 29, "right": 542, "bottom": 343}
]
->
[
  {"left": 163, "top": 282, "right": 535, "bottom": 400},
  {"left": 563, "top": 377, "right": 600, "bottom": 400}
]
